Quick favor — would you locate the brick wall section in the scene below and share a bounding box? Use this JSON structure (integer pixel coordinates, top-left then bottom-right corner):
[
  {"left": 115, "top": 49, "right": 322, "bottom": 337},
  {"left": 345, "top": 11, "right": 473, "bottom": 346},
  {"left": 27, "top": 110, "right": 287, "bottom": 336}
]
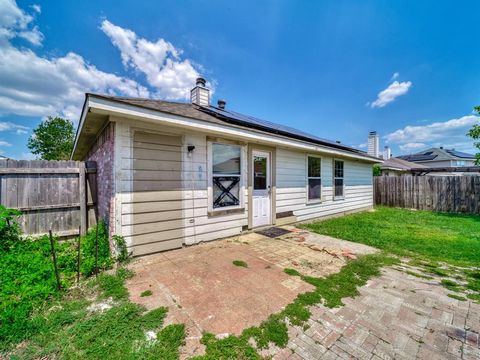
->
[{"left": 85, "top": 122, "right": 115, "bottom": 236}]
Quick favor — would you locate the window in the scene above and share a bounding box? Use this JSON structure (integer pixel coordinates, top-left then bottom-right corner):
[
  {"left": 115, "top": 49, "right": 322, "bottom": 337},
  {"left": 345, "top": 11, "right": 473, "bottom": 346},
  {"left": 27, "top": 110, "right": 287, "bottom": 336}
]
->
[
  {"left": 307, "top": 156, "right": 321, "bottom": 202},
  {"left": 212, "top": 143, "right": 241, "bottom": 209},
  {"left": 334, "top": 160, "right": 344, "bottom": 199},
  {"left": 253, "top": 155, "right": 267, "bottom": 190}
]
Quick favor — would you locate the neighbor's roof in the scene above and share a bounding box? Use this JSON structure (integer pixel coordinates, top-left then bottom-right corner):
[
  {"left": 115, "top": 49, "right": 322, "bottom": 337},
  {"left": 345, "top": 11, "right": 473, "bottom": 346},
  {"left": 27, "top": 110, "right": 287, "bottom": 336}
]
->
[
  {"left": 397, "top": 147, "right": 475, "bottom": 162},
  {"left": 380, "top": 157, "right": 427, "bottom": 171},
  {"left": 79, "top": 94, "right": 375, "bottom": 159}
]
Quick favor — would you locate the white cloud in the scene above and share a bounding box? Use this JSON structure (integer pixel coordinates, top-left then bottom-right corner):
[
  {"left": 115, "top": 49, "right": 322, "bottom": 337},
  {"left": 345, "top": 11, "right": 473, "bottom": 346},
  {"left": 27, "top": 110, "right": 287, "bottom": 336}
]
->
[
  {"left": 31, "top": 4, "right": 41, "bottom": 13},
  {"left": 0, "top": 1, "right": 152, "bottom": 120},
  {"left": 398, "top": 142, "right": 426, "bottom": 152},
  {"left": 0, "top": 121, "right": 28, "bottom": 133},
  {"left": 0, "top": 0, "right": 43, "bottom": 45},
  {"left": 357, "top": 143, "right": 367, "bottom": 149},
  {"left": 369, "top": 80, "right": 412, "bottom": 108},
  {"left": 0, "top": 140, "right": 11, "bottom": 146},
  {"left": 385, "top": 115, "right": 480, "bottom": 153},
  {"left": 101, "top": 19, "right": 204, "bottom": 100},
  {"left": 391, "top": 72, "right": 399, "bottom": 80},
  {"left": 0, "top": 2, "right": 210, "bottom": 122}
]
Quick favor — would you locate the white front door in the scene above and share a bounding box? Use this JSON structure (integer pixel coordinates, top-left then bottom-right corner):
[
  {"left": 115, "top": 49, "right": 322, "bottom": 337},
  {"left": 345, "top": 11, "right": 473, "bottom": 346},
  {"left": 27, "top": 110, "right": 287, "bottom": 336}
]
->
[{"left": 252, "top": 151, "right": 271, "bottom": 227}]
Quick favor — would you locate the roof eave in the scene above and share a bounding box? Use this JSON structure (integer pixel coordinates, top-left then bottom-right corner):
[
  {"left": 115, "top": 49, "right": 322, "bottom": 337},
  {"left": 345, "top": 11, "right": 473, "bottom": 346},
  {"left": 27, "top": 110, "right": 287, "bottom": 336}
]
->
[{"left": 80, "top": 96, "right": 380, "bottom": 163}]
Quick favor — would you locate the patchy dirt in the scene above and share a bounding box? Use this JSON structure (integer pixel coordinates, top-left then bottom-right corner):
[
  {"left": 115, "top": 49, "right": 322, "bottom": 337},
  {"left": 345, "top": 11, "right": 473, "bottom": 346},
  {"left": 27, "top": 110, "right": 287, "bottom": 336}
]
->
[{"left": 87, "top": 297, "right": 114, "bottom": 313}]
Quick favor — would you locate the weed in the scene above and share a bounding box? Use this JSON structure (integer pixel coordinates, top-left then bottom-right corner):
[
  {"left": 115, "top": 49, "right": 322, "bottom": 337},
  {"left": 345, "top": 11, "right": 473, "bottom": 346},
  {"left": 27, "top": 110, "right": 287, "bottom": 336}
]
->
[
  {"left": 0, "top": 220, "right": 111, "bottom": 349},
  {"left": 8, "top": 270, "right": 185, "bottom": 359},
  {"left": 423, "top": 267, "right": 449, "bottom": 277},
  {"left": 141, "top": 290, "right": 153, "bottom": 297},
  {"left": 284, "top": 268, "right": 301, "bottom": 276},
  {"left": 441, "top": 279, "right": 462, "bottom": 292},
  {"left": 447, "top": 294, "right": 467, "bottom": 301},
  {"left": 404, "top": 270, "right": 433, "bottom": 280},
  {"left": 467, "top": 293, "right": 480, "bottom": 302},
  {"left": 466, "top": 279, "right": 480, "bottom": 292},
  {"left": 233, "top": 260, "right": 248, "bottom": 268},
  {"left": 112, "top": 235, "right": 129, "bottom": 263}
]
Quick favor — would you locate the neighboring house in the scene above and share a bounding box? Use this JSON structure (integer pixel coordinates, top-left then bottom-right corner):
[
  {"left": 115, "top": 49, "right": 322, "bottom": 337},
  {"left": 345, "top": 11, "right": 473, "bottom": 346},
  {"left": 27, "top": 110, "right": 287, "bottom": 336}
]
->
[
  {"left": 379, "top": 158, "right": 426, "bottom": 176},
  {"left": 397, "top": 147, "right": 476, "bottom": 168},
  {"left": 71, "top": 78, "right": 378, "bottom": 256}
]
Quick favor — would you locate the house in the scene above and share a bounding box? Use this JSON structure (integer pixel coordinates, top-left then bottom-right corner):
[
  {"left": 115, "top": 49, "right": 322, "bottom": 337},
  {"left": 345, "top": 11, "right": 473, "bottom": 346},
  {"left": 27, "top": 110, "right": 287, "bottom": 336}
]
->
[
  {"left": 397, "top": 147, "right": 476, "bottom": 168},
  {"left": 379, "top": 157, "right": 427, "bottom": 176},
  {"left": 71, "top": 78, "right": 378, "bottom": 256}
]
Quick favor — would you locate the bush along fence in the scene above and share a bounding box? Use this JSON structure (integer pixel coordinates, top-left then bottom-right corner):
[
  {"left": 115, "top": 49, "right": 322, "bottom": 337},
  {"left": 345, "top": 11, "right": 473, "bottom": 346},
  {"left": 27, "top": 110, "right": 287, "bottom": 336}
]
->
[
  {"left": 0, "top": 159, "right": 97, "bottom": 237},
  {"left": 0, "top": 205, "right": 128, "bottom": 349},
  {"left": 374, "top": 175, "right": 480, "bottom": 214}
]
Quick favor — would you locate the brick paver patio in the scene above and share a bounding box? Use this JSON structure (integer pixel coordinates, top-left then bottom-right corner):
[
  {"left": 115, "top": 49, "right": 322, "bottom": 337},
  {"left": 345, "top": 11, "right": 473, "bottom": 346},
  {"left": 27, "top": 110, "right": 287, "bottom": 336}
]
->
[
  {"left": 277, "top": 267, "right": 480, "bottom": 360},
  {"left": 126, "top": 227, "right": 480, "bottom": 359}
]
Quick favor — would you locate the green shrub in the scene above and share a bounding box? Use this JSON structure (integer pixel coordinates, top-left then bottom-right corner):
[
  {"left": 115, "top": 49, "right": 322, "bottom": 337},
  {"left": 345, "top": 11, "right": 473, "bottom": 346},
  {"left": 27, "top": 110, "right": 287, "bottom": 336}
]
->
[
  {"left": 0, "top": 205, "right": 22, "bottom": 251},
  {"left": 112, "top": 234, "right": 129, "bottom": 263},
  {"left": 80, "top": 221, "right": 113, "bottom": 276},
  {"left": 0, "top": 213, "right": 113, "bottom": 350}
]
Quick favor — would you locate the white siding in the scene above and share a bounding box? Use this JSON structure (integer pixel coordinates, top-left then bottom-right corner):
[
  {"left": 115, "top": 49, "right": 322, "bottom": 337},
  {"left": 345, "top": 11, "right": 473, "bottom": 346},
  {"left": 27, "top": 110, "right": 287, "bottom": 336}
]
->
[
  {"left": 276, "top": 147, "right": 373, "bottom": 222},
  {"left": 114, "top": 117, "right": 247, "bottom": 256},
  {"left": 113, "top": 116, "right": 373, "bottom": 256}
]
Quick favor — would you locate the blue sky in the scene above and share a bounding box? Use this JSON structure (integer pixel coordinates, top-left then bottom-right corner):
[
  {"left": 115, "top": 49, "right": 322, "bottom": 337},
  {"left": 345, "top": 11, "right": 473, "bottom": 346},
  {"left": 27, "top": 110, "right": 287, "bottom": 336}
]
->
[{"left": 1, "top": 0, "right": 479, "bottom": 159}]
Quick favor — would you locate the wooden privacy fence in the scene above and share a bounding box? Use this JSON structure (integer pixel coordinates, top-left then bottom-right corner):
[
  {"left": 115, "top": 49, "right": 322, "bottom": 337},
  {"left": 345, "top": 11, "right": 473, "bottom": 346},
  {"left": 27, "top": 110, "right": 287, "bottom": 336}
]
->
[
  {"left": 374, "top": 175, "right": 480, "bottom": 214},
  {"left": 0, "top": 160, "right": 97, "bottom": 237}
]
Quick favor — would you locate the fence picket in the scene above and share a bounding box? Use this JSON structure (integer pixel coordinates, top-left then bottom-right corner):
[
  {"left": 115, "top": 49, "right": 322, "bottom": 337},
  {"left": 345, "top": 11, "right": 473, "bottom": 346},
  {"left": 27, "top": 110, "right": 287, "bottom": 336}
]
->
[
  {"left": 374, "top": 175, "right": 480, "bottom": 214},
  {"left": 0, "top": 160, "right": 97, "bottom": 237}
]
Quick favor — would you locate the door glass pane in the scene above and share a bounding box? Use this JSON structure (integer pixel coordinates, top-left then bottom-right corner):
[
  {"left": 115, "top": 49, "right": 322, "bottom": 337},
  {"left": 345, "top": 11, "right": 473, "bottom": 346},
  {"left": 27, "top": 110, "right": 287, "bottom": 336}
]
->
[
  {"left": 213, "top": 176, "right": 240, "bottom": 208},
  {"left": 212, "top": 144, "right": 241, "bottom": 174},
  {"left": 253, "top": 155, "right": 267, "bottom": 190},
  {"left": 308, "top": 179, "right": 321, "bottom": 200},
  {"left": 308, "top": 157, "right": 321, "bottom": 177}
]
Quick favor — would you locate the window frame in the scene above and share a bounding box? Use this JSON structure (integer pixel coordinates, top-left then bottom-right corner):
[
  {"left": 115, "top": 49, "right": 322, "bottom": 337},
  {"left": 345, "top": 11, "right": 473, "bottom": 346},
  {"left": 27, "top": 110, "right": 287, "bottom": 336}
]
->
[
  {"left": 207, "top": 141, "right": 245, "bottom": 212},
  {"left": 306, "top": 155, "right": 322, "bottom": 204},
  {"left": 333, "top": 159, "right": 345, "bottom": 200}
]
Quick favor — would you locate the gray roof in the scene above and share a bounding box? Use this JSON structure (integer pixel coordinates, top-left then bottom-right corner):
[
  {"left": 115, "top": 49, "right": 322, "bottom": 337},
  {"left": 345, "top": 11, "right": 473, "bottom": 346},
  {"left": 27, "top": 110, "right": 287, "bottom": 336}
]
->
[
  {"left": 381, "top": 158, "right": 427, "bottom": 171},
  {"left": 397, "top": 147, "right": 475, "bottom": 163},
  {"left": 88, "top": 94, "right": 373, "bottom": 158}
]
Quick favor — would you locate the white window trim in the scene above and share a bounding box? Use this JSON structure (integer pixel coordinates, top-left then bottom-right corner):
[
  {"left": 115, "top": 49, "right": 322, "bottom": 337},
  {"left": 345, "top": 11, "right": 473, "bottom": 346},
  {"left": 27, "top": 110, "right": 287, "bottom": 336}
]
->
[
  {"left": 306, "top": 154, "right": 322, "bottom": 204},
  {"left": 333, "top": 158, "right": 345, "bottom": 200},
  {"left": 207, "top": 141, "right": 245, "bottom": 212}
]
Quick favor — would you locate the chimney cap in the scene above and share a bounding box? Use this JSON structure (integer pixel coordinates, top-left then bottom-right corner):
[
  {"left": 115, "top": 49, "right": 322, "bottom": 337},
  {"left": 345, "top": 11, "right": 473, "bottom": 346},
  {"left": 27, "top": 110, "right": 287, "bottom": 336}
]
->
[
  {"left": 196, "top": 77, "right": 206, "bottom": 87},
  {"left": 217, "top": 99, "right": 226, "bottom": 109}
]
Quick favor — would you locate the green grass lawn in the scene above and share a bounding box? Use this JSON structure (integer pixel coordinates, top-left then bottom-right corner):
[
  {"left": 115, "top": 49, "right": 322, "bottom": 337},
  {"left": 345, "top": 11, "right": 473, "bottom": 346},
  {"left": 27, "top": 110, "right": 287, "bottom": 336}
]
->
[{"left": 303, "top": 207, "right": 480, "bottom": 267}]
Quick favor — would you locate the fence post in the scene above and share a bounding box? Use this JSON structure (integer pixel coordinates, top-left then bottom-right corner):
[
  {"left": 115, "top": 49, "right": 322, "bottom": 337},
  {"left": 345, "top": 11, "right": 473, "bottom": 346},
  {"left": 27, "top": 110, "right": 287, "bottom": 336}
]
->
[
  {"left": 48, "top": 230, "right": 62, "bottom": 291},
  {"left": 77, "top": 226, "right": 81, "bottom": 284},
  {"left": 79, "top": 162, "right": 87, "bottom": 236}
]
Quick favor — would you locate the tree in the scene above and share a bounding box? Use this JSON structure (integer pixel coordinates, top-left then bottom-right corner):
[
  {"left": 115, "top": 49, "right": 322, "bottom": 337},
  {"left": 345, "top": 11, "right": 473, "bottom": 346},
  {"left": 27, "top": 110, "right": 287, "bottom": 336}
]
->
[
  {"left": 373, "top": 164, "right": 382, "bottom": 176},
  {"left": 467, "top": 106, "right": 480, "bottom": 165},
  {"left": 27, "top": 117, "right": 75, "bottom": 160}
]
